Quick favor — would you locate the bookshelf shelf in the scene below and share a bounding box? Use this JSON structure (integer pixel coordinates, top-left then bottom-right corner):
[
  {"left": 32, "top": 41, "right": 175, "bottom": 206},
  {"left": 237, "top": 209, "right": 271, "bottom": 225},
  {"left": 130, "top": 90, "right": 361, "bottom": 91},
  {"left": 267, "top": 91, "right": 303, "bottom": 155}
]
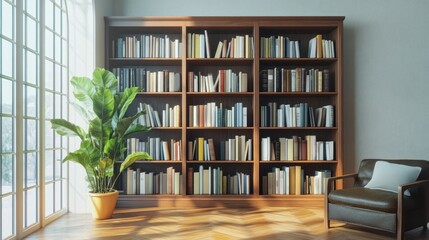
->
[
  {"left": 187, "top": 58, "right": 254, "bottom": 66},
  {"left": 186, "top": 127, "right": 254, "bottom": 130},
  {"left": 115, "top": 161, "right": 183, "bottom": 164},
  {"left": 105, "top": 16, "right": 344, "bottom": 207},
  {"left": 136, "top": 92, "right": 182, "bottom": 96},
  {"left": 259, "top": 92, "right": 337, "bottom": 96},
  {"left": 259, "top": 127, "right": 337, "bottom": 130},
  {"left": 260, "top": 58, "right": 336, "bottom": 64},
  {"left": 186, "top": 161, "right": 254, "bottom": 164},
  {"left": 109, "top": 58, "right": 182, "bottom": 66},
  {"left": 259, "top": 160, "right": 338, "bottom": 164},
  {"left": 187, "top": 92, "right": 254, "bottom": 96},
  {"left": 148, "top": 127, "right": 182, "bottom": 130}
]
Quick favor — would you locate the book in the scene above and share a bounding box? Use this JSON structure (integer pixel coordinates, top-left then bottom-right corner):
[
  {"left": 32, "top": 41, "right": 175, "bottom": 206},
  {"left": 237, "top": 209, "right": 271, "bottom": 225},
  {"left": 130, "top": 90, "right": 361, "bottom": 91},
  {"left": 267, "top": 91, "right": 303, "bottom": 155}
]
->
[
  {"left": 214, "top": 41, "right": 223, "bottom": 58},
  {"left": 204, "top": 30, "right": 210, "bottom": 58},
  {"left": 194, "top": 172, "right": 200, "bottom": 195},
  {"left": 208, "top": 138, "right": 216, "bottom": 160},
  {"left": 187, "top": 168, "right": 193, "bottom": 195}
]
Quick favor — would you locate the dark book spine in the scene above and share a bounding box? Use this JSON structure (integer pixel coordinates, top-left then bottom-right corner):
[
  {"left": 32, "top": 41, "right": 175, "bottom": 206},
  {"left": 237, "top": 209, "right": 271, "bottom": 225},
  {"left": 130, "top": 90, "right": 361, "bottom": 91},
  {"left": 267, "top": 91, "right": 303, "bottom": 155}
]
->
[
  {"left": 121, "top": 170, "right": 127, "bottom": 193},
  {"left": 275, "top": 67, "right": 281, "bottom": 92},
  {"left": 187, "top": 168, "right": 193, "bottom": 195},
  {"left": 164, "top": 70, "right": 169, "bottom": 92},
  {"left": 141, "top": 69, "right": 146, "bottom": 92},
  {"left": 274, "top": 141, "right": 280, "bottom": 160},
  {"left": 323, "top": 69, "right": 330, "bottom": 92},
  {"left": 260, "top": 69, "right": 268, "bottom": 92},
  {"left": 220, "top": 141, "right": 225, "bottom": 160}
]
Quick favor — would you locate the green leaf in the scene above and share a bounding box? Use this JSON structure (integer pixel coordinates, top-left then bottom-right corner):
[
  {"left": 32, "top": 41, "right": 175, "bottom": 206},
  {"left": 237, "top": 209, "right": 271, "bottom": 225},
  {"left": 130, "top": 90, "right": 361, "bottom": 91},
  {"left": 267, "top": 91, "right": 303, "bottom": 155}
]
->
[
  {"left": 92, "top": 88, "right": 115, "bottom": 123},
  {"left": 111, "top": 112, "right": 119, "bottom": 130},
  {"left": 104, "top": 158, "right": 115, "bottom": 178},
  {"left": 117, "top": 87, "right": 140, "bottom": 119},
  {"left": 50, "top": 119, "right": 86, "bottom": 139},
  {"left": 103, "top": 138, "right": 123, "bottom": 161},
  {"left": 92, "top": 68, "right": 117, "bottom": 93},
  {"left": 63, "top": 149, "right": 96, "bottom": 181},
  {"left": 88, "top": 118, "right": 112, "bottom": 149},
  {"left": 124, "top": 124, "right": 151, "bottom": 138},
  {"left": 70, "top": 76, "right": 95, "bottom": 106},
  {"left": 98, "top": 158, "right": 113, "bottom": 177},
  {"left": 115, "top": 112, "right": 144, "bottom": 137},
  {"left": 70, "top": 101, "right": 95, "bottom": 122},
  {"left": 80, "top": 140, "right": 101, "bottom": 168},
  {"left": 120, "top": 152, "right": 151, "bottom": 173},
  {"left": 63, "top": 151, "right": 86, "bottom": 165}
]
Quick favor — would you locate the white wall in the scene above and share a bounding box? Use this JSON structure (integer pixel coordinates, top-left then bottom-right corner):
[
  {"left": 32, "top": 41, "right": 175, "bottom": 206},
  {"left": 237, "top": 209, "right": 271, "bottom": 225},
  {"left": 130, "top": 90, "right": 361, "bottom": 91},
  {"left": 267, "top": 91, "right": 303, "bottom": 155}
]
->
[
  {"left": 65, "top": 0, "right": 116, "bottom": 213},
  {"left": 96, "top": 0, "right": 429, "bottom": 174},
  {"left": 67, "top": 0, "right": 113, "bottom": 213}
]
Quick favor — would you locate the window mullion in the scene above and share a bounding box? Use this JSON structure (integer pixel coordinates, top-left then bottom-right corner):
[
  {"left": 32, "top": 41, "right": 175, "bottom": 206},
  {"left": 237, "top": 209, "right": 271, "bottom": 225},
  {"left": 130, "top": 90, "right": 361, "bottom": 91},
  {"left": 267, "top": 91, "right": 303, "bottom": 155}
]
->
[
  {"left": 39, "top": 0, "right": 46, "bottom": 228},
  {"left": 15, "top": 0, "right": 24, "bottom": 238}
]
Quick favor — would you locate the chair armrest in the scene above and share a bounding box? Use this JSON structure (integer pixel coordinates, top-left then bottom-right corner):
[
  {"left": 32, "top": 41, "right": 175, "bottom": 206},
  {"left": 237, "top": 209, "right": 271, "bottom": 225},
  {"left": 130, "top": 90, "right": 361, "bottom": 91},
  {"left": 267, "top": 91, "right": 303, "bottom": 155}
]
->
[
  {"left": 399, "top": 179, "right": 429, "bottom": 194},
  {"left": 325, "top": 173, "right": 358, "bottom": 194},
  {"left": 327, "top": 173, "right": 358, "bottom": 183},
  {"left": 397, "top": 179, "right": 429, "bottom": 236}
]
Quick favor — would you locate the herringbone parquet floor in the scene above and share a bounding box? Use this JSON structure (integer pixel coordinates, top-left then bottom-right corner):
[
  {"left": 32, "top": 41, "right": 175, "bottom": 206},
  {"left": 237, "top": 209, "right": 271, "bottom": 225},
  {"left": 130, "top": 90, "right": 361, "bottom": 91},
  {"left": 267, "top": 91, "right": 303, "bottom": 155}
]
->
[{"left": 25, "top": 207, "right": 429, "bottom": 240}]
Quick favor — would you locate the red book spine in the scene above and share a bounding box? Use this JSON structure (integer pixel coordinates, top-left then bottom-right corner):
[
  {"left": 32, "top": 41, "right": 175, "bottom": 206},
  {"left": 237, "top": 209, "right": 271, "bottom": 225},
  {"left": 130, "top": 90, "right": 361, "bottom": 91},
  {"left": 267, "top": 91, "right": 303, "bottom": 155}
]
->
[
  {"left": 199, "top": 105, "right": 204, "bottom": 127},
  {"left": 301, "top": 139, "right": 307, "bottom": 160}
]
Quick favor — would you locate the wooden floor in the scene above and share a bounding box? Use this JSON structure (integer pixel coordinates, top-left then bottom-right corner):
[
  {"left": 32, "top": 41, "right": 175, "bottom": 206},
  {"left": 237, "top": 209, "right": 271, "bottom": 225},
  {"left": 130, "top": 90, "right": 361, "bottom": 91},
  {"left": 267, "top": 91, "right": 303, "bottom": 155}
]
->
[{"left": 25, "top": 207, "right": 428, "bottom": 240}]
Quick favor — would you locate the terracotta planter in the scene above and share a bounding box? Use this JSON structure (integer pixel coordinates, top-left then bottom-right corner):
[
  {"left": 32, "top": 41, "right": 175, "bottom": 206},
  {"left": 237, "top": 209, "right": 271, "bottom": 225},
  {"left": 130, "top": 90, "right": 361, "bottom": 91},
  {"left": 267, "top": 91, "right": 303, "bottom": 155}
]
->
[{"left": 88, "top": 190, "right": 119, "bottom": 220}]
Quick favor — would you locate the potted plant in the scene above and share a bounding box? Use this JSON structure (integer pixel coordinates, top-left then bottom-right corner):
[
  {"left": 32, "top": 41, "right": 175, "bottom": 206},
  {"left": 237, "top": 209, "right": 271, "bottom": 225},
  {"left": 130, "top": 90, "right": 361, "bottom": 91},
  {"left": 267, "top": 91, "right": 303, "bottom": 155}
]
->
[{"left": 51, "top": 68, "right": 151, "bottom": 219}]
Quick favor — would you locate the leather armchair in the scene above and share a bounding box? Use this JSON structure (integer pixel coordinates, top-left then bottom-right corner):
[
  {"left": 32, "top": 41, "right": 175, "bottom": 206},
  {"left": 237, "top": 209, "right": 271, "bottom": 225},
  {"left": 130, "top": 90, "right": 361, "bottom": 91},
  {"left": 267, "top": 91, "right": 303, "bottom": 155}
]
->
[{"left": 325, "top": 159, "right": 429, "bottom": 240}]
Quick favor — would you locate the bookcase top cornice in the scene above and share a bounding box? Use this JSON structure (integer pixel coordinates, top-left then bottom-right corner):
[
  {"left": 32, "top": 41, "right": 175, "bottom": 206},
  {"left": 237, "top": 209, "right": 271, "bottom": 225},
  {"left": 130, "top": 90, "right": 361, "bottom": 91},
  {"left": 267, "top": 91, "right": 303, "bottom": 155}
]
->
[{"left": 105, "top": 16, "right": 345, "bottom": 27}]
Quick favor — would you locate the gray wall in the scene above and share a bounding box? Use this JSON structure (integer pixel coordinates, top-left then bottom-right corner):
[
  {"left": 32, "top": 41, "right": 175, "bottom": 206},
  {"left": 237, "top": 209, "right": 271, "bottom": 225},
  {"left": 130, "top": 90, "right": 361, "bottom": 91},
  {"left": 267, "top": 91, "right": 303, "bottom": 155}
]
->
[{"left": 95, "top": 0, "right": 429, "bottom": 173}]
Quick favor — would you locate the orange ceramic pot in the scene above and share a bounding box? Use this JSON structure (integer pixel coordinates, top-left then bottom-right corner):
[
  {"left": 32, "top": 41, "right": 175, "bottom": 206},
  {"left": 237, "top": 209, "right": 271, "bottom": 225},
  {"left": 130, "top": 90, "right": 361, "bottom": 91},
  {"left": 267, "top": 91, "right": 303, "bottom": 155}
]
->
[{"left": 88, "top": 190, "right": 119, "bottom": 220}]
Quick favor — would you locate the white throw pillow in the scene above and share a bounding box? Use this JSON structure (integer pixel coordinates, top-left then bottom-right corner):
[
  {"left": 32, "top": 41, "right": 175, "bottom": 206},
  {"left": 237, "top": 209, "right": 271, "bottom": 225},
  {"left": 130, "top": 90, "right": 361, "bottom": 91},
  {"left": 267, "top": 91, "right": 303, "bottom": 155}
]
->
[{"left": 364, "top": 161, "right": 421, "bottom": 196}]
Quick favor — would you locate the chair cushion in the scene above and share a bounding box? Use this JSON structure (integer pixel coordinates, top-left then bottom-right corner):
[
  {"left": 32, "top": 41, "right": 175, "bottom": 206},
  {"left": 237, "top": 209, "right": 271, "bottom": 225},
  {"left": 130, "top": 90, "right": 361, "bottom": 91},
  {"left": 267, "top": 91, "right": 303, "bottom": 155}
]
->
[
  {"left": 364, "top": 161, "right": 421, "bottom": 196},
  {"left": 328, "top": 187, "right": 417, "bottom": 213}
]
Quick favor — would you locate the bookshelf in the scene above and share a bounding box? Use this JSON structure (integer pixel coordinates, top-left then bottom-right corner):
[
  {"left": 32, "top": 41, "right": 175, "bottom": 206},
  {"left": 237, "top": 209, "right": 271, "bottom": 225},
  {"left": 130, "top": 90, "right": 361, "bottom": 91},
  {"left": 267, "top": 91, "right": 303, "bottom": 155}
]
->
[{"left": 105, "top": 16, "right": 344, "bottom": 207}]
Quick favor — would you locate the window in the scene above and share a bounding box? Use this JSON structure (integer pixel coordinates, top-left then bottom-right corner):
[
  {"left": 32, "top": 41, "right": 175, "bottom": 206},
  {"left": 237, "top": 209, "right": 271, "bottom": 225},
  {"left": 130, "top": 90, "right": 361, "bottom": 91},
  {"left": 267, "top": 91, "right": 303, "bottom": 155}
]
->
[
  {"left": 44, "top": 0, "right": 67, "bottom": 219},
  {"left": 0, "top": 0, "right": 68, "bottom": 239},
  {"left": 1, "top": 1, "right": 17, "bottom": 238}
]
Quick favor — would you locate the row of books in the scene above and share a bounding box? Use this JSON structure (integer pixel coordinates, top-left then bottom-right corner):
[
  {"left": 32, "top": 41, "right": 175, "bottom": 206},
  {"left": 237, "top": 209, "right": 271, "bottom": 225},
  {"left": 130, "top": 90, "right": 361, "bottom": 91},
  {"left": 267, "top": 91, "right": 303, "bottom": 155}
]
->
[
  {"left": 259, "top": 35, "right": 336, "bottom": 59},
  {"left": 112, "top": 68, "right": 181, "bottom": 93},
  {"left": 260, "top": 136, "right": 334, "bottom": 161},
  {"left": 308, "top": 35, "right": 335, "bottom": 58},
  {"left": 260, "top": 36, "right": 301, "bottom": 58},
  {"left": 187, "top": 31, "right": 254, "bottom": 59},
  {"left": 262, "top": 167, "right": 331, "bottom": 195},
  {"left": 188, "top": 166, "right": 250, "bottom": 195},
  {"left": 137, "top": 103, "right": 181, "bottom": 128},
  {"left": 260, "top": 68, "right": 331, "bottom": 92},
  {"left": 127, "top": 137, "right": 182, "bottom": 161},
  {"left": 213, "top": 35, "right": 254, "bottom": 58},
  {"left": 187, "top": 31, "right": 211, "bottom": 58},
  {"left": 187, "top": 136, "right": 252, "bottom": 161},
  {"left": 113, "top": 35, "right": 182, "bottom": 59},
  {"left": 113, "top": 34, "right": 333, "bottom": 59},
  {"left": 187, "top": 70, "right": 249, "bottom": 93},
  {"left": 124, "top": 167, "right": 181, "bottom": 195},
  {"left": 188, "top": 102, "right": 248, "bottom": 127},
  {"left": 260, "top": 103, "right": 334, "bottom": 128},
  {"left": 260, "top": 102, "right": 335, "bottom": 127}
]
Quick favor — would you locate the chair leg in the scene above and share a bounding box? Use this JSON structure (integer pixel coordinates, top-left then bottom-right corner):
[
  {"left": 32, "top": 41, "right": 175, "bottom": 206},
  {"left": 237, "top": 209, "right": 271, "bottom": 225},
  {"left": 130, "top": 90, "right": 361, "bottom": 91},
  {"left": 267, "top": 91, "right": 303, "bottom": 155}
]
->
[
  {"left": 397, "top": 230, "right": 403, "bottom": 240},
  {"left": 324, "top": 219, "right": 330, "bottom": 230}
]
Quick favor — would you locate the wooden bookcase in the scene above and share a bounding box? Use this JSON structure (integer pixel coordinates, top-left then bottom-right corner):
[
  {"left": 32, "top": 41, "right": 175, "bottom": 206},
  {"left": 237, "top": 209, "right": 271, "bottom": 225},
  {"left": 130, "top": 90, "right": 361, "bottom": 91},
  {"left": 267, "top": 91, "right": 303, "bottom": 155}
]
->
[{"left": 105, "top": 16, "right": 344, "bottom": 207}]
